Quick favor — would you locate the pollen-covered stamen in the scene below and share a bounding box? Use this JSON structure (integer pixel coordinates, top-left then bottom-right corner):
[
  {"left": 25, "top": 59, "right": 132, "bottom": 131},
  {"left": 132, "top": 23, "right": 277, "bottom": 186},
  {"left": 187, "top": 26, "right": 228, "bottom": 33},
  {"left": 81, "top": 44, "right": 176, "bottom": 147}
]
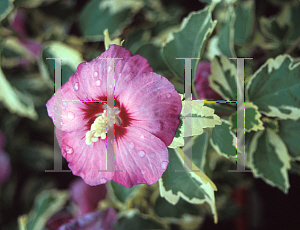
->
[{"left": 85, "top": 106, "right": 121, "bottom": 145}]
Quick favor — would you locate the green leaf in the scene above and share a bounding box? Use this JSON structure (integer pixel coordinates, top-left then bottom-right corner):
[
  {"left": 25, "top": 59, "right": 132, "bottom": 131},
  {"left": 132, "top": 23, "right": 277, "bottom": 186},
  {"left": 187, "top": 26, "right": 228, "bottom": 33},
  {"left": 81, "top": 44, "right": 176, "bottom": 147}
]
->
[
  {"left": 0, "top": 0, "right": 14, "bottom": 22},
  {"left": 25, "top": 190, "right": 68, "bottom": 230},
  {"left": 246, "top": 55, "right": 300, "bottom": 120},
  {"left": 159, "top": 148, "right": 218, "bottom": 223},
  {"left": 248, "top": 128, "right": 291, "bottom": 193},
  {"left": 209, "top": 55, "right": 237, "bottom": 100},
  {"left": 210, "top": 119, "right": 236, "bottom": 158},
  {"left": 229, "top": 102, "right": 264, "bottom": 132},
  {"left": 289, "top": 2, "right": 300, "bottom": 41},
  {"left": 117, "top": 209, "right": 166, "bottom": 230},
  {"left": 154, "top": 196, "right": 203, "bottom": 229},
  {"left": 278, "top": 118, "right": 300, "bottom": 159},
  {"left": 234, "top": 0, "right": 255, "bottom": 45},
  {"left": 1, "top": 37, "right": 36, "bottom": 68},
  {"left": 161, "top": 6, "right": 217, "bottom": 82},
  {"left": 79, "top": 0, "right": 132, "bottom": 41},
  {"left": 155, "top": 196, "right": 199, "bottom": 218},
  {"left": 123, "top": 29, "right": 148, "bottom": 53},
  {"left": 110, "top": 181, "right": 141, "bottom": 203},
  {"left": 182, "top": 130, "right": 210, "bottom": 170},
  {"left": 259, "top": 2, "right": 300, "bottom": 42},
  {"left": 0, "top": 67, "right": 38, "bottom": 120},
  {"left": 218, "top": 5, "right": 236, "bottom": 57},
  {"left": 135, "top": 43, "right": 168, "bottom": 73},
  {"left": 259, "top": 17, "right": 289, "bottom": 42},
  {"left": 39, "top": 41, "right": 84, "bottom": 87},
  {"left": 169, "top": 99, "right": 221, "bottom": 148}
]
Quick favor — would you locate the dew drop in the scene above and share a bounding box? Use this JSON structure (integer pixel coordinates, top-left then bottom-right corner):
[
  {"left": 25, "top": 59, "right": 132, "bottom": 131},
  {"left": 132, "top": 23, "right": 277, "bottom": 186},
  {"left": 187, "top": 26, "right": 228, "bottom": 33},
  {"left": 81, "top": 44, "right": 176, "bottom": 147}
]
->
[
  {"left": 129, "top": 142, "right": 134, "bottom": 149},
  {"left": 141, "top": 135, "right": 144, "bottom": 139},
  {"left": 157, "top": 123, "right": 162, "bottom": 130},
  {"left": 67, "top": 111, "right": 75, "bottom": 120},
  {"left": 107, "top": 65, "right": 112, "bottom": 73},
  {"left": 63, "top": 102, "right": 67, "bottom": 107},
  {"left": 141, "top": 170, "right": 146, "bottom": 174},
  {"left": 166, "top": 93, "right": 171, "bottom": 98},
  {"left": 138, "top": 150, "right": 145, "bottom": 157},
  {"left": 65, "top": 145, "right": 73, "bottom": 154},
  {"left": 96, "top": 80, "right": 101, "bottom": 87},
  {"left": 100, "top": 178, "right": 107, "bottom": 184},
  {"left": 109, "top": 84, "right": 113, "bottom": 89},
  {"left": 73, "top": 82, "right": 79, "bottom": 91},
  {"left": 161, "top": 161, "right": 168, "bottom": 169},
  {"left": 54, "top": 106, "right": 58, "bottom": 111},
  {"left": 93, "top": 71, "right": 98, "bottom": 77}
]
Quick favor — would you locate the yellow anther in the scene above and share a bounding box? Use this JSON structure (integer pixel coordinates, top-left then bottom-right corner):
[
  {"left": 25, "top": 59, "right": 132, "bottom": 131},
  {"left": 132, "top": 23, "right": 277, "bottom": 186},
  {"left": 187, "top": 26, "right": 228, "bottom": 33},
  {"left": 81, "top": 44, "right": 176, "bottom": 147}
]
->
[{"left": 85, "top": 107, "right": 120, "bottom": 145}]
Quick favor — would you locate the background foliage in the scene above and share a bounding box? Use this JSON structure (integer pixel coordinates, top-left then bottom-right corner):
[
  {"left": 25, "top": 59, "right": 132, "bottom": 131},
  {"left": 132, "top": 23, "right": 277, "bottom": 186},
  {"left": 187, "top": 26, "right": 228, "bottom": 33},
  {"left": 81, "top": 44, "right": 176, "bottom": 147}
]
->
[{"left": 0, "top": 0, "right": 300, "bottom": 229}]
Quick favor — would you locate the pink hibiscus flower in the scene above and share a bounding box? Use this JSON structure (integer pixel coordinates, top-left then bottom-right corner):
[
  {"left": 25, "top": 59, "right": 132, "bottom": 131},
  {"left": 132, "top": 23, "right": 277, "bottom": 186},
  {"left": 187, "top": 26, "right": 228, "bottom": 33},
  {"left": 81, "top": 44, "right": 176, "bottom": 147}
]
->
[
  {"left": 46, "top": 45, "right": 182, "bottom": 188},
  {"left": 194, "top": 61, "right": 223, "bottom": 100},
  {"left": 70, "top": 178, "right": 107, "bottom": 216}
]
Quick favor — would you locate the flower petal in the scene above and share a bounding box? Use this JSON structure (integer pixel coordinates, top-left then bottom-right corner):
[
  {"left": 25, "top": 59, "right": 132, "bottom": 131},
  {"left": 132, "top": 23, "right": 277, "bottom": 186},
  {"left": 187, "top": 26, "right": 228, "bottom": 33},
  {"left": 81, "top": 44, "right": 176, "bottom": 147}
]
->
[
  {"left": 56, "top": 128, "right": 114, "bottom": 186},
  {"left": 46, "top": 80, "right": 88, "bottom": 132},
  {"left": 117, "top": 72, "right": 182, "bottom": 146},
  {"left": 112, "top": 127, "right": 169, "bottom": 188}
]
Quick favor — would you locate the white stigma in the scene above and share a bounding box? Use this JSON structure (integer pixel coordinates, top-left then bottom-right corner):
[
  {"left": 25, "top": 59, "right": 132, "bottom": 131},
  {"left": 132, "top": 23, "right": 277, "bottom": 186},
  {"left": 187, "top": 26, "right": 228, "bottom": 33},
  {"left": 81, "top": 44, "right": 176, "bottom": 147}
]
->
[{"left": 85, "top": 106, "right": 120, "bottom": 145}]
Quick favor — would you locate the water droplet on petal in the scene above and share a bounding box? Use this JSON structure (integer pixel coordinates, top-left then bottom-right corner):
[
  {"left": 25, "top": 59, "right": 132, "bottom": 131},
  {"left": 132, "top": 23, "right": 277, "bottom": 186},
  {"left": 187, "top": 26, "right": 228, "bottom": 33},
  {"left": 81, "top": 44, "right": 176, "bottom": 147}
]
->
[
  {"left": 157, "top": 123, "right": 162, "bottom": 130},
  {"left": 141, "top": 135, "right": 144, "bottom": 139},
  {"left": 109, "top": 84, "right": 113, "bottom": 89},
  {"left": 63, "top": 102, "right": 67, "bottom": 107},
  {"left": 54, "top": 106, "right": 58, "bottom": 111},
  {"left": 141, "top": 170, "right": 146, "bottom": 174},
  {"left": 68, "top": 112, "right": 75, "bottom": 120},
  {"left": 107, "top": 65, "right": 112, "bottom": 73},
  {"left": 96, "top": 80, "right": 101, "bottom": 87},
  {"left": 172, "top": 105, "right": 178, "bottom": 112},
  {"left": 138, "top": 150, "right": 145, "bottom": 157},
  {"left": 166, "top": 93, "right": 171, "bottom": 98},
  {"left": 161, "top": 161, "right": 168, "bottom": 169},
  {"left": 65, "top": 145, "right": 73, "bottom": 154},
  {"left": 73, "top": 82, "right": 79, "bottom": 91},
  {"left": 129, "top": 142, "right": 134, "bottom": 149},
  {"left": 93, "top": 71, "right": 98, "bottom": 77},
  {"left": 100, "top": 178, "right": 107, "bottom": 184}
]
